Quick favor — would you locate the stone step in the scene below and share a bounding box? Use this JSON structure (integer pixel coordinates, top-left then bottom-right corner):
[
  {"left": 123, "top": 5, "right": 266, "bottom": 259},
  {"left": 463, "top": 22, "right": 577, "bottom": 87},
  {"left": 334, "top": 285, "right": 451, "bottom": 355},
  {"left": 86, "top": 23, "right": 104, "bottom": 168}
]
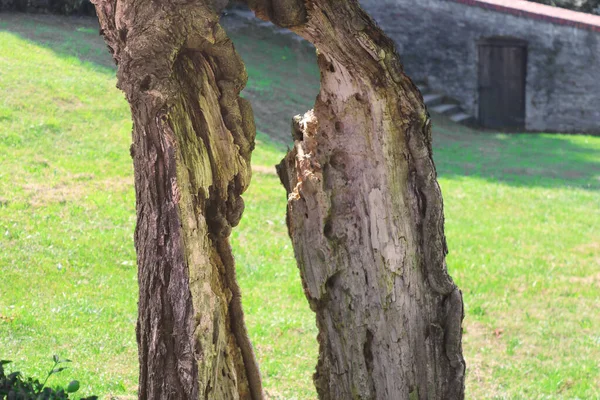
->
[
  {"left": 414, "top": 81, "right": 428, "bottom": 91},
  {"left": 415, "top": 84, "right": 429, "bottom": 94},
  {"left": 450, "top": 112, "right": 475, "bottom": 124},
  {"left": 224, "top": 8, "right": 255, "bottom": 20},
  {"left": 223, "top": 14, "right": 481, "bottom": 128},
  {"left": 422, "top": 93, "right": 444, "bottom": 106},
  {"left": 430, "top": 103, "right": 459, "bottom": 115},
  {"left": 223, "top": 8, "right": 306, "bottom": 41}
]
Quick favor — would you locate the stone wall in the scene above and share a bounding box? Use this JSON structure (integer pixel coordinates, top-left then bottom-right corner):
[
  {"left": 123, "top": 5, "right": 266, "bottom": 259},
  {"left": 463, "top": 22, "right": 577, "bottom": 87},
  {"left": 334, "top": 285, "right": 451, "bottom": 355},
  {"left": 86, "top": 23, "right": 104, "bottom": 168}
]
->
[
  {"left": 0, "top": 0, "right": 93, "bottom": 15},
  {"left": 360, "top": 0, "right": 600, "bottom": 133}
]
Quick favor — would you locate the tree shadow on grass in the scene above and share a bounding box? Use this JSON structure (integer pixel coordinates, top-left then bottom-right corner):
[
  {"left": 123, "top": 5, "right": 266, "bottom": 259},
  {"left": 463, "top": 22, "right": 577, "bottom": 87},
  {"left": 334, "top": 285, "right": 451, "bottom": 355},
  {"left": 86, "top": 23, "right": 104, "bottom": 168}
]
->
[
  {"left": 0, "top": 12, "right": 323, "bottom": 143},
  {"left": 0, "top": 13, "right": 115, "bottom": 70},
  {"left": 2, "top": 13, "right": 598, "bottom": 191},
  {"left": 221, "top": 18, "right": 320, "bottom": 144},
  {"left": 432, "top": 114, "right": 600, "bottom": 191}
]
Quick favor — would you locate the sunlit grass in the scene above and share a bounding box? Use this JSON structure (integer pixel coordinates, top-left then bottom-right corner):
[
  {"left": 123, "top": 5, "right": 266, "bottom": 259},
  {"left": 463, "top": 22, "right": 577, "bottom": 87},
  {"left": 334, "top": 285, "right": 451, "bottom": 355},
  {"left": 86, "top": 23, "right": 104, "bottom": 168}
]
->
[{"left": 1, "top": 13, "right": 600, "bottom": 400}]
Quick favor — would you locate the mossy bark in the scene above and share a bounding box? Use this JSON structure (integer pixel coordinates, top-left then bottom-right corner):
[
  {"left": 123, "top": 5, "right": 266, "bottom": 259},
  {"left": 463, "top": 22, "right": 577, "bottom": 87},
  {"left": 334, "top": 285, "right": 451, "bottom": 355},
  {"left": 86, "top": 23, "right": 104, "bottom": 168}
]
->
[
  {"left": 93, "top": 0, "right": 465, "bottom": 397},
  {"left": 93, "top": 0, "right": 262, "bottom": 398}
]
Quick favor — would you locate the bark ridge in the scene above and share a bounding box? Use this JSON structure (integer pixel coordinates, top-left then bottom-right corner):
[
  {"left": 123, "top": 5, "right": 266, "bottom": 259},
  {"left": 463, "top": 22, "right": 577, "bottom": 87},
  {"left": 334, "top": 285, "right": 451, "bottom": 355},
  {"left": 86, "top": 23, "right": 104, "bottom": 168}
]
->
[
  {"left": 247, "top": 0, "right": 467, "bottom": 398},
  {"left": 93, "top": 0, "right": 263, "bottom": 398}
]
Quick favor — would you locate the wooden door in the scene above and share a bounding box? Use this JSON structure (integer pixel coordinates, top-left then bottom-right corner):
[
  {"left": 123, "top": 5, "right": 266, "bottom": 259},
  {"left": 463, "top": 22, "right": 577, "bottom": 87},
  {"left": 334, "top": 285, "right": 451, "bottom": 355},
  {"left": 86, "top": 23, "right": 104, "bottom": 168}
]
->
[{"left": 478, "top": 37, "right": 527, "bottom": 129}]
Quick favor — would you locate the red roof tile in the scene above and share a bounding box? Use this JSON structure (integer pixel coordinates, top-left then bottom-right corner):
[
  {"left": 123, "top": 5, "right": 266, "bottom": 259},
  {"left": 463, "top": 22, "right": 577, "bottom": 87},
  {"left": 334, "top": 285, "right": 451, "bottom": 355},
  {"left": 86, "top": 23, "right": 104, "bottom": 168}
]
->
[{"left": 450, "top": 0, "right": 600, "bottom": 32}]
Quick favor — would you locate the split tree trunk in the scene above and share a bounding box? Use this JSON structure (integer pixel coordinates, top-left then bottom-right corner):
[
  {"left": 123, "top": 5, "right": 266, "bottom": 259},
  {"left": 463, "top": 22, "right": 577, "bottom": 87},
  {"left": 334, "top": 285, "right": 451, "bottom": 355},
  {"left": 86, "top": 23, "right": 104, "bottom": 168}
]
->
[
  {"left": 93, "top": 1, "right": 262, "bottom": 398},
  {"left": 94, "top": 0, "right": 465, "bottom": 397},
  {"left": 246, "top": 1, "right": 467, "bottom": 398}
]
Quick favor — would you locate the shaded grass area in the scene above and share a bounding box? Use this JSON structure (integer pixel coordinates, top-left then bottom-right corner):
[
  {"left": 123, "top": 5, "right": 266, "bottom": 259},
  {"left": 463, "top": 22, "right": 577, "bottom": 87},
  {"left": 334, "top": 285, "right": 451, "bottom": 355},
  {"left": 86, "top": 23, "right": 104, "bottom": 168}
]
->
[
  {"left": 220, "top": 17, "right": 320, "bottom": 143},
  {"left": 0, "top": 12, "right": 321, "bottom": 144},
  {"left": 0, "top": 13, "right": 114, "bottom": 69},
  {"left": 1, "top": 13, "right": 600, "bottom": 400},
  {"left": 434, "top": 116, "right": 600, "bottom": 190}
]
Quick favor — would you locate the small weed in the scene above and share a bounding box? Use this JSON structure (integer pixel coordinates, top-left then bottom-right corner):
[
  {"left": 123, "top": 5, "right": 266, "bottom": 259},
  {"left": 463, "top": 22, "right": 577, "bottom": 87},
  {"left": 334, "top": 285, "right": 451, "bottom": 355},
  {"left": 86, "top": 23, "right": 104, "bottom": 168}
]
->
[
  {"left": 506, "top": 338, "right": 521, "bottom": 356},
  {"left": 0, "top": 356, "right": 97, "bottom": 399},
  {"left": 470, "top": 305, "right": 486, "bottom": 317}
]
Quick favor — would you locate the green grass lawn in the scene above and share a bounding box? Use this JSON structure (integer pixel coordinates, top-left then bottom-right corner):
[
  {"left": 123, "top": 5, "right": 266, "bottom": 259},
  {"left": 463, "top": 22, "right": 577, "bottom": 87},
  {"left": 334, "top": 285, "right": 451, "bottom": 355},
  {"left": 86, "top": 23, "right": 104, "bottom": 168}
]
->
[{"left": 1, "top": 13, "right": 599, "bottom": 400}]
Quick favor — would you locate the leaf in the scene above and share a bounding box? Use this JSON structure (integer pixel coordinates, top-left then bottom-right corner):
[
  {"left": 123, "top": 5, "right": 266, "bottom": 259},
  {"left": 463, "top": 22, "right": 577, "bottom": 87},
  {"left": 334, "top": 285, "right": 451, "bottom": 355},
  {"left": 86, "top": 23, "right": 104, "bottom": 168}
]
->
[
  {"left": 0, "top": 360, "right": 11, "bottom": 377},
  {"left": 52, "top": 355, "right": 59, "bottom": 363},
  {"left": 7, "top": 371, "right": 21, "bottom": 381},
  {"left": 50, "top": 367, "right": 68, "bottom": 375},
  {"left": 66, "top": 380, "right": 80, "bottom": 393}
]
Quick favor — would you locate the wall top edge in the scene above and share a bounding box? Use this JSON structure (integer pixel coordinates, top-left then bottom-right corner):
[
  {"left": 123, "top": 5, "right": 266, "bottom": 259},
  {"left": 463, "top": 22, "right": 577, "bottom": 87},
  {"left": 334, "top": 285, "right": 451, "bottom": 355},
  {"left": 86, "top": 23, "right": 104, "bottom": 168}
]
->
[{"left": 448, "top": 0, "right": 600, "bottom": 32}]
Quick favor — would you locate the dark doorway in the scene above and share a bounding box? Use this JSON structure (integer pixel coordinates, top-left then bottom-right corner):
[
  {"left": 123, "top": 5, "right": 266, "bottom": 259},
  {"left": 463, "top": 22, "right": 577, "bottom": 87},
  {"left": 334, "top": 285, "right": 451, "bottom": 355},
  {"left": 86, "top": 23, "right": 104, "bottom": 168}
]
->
[{"left": 478, "top": 37, "right": 527, "bottom": 130}]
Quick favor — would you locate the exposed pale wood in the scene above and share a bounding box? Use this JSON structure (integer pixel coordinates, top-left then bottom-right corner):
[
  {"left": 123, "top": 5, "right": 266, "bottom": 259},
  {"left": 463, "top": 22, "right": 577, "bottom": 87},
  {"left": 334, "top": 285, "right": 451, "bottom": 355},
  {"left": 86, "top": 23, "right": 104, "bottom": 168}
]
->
[
  {"left": 246, "top": 0, "right": 466, "bottom": 398},
  {"left": 94, "top": 0, "right": 466, "bottom": 397}
]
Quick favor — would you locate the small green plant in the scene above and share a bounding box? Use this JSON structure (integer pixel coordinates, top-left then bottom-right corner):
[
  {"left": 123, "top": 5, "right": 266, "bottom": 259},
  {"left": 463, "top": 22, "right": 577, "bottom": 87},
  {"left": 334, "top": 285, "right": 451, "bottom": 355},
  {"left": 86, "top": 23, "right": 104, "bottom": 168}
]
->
[
  {"left": 0, "top": 355, "right": 97, "bottom": 400},
  {"left": 470, "top": 305, "right": 486, "bottom": 317}
]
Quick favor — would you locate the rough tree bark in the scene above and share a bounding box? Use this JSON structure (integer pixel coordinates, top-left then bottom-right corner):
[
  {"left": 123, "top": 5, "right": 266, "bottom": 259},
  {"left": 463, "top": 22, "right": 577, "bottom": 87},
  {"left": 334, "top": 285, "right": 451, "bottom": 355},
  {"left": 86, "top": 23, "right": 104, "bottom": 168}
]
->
[
  {"left": 93, "top": 0, "right": 262, "bottom": 398},
  {"left": 94, "top": 0, "right": 465, "bottom": 397},
  {"left": 245, "top": 0, "right": 467, "bottom": 398}
]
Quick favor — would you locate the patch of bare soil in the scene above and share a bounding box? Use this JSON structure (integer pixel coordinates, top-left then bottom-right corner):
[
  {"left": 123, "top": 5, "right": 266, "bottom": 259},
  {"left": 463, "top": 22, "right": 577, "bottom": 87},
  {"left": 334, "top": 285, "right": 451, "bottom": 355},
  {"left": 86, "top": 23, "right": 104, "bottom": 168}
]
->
[
  {"left": 23, "top": 174, "right": 133, "bottom": 206},
  {"left": 252, "top": 165, "right": 278, "bottom": 175},
  {"left": 463, "top": 320, "right": 504, "bottom": 398}
]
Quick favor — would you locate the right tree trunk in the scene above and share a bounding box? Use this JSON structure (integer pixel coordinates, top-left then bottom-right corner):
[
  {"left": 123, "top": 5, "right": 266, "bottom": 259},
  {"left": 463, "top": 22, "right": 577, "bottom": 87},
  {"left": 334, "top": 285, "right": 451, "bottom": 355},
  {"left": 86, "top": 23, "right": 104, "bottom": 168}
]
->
[{"left": 245, "top": 0, "right": 466, "bottom": 398}]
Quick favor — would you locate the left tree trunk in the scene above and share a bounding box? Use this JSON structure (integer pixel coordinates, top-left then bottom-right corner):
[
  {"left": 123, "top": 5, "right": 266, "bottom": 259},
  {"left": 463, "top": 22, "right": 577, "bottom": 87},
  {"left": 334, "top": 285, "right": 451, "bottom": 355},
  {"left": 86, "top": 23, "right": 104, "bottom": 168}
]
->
[{"left": 93, "top": 1, "right": 262, "bottom": 398}]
